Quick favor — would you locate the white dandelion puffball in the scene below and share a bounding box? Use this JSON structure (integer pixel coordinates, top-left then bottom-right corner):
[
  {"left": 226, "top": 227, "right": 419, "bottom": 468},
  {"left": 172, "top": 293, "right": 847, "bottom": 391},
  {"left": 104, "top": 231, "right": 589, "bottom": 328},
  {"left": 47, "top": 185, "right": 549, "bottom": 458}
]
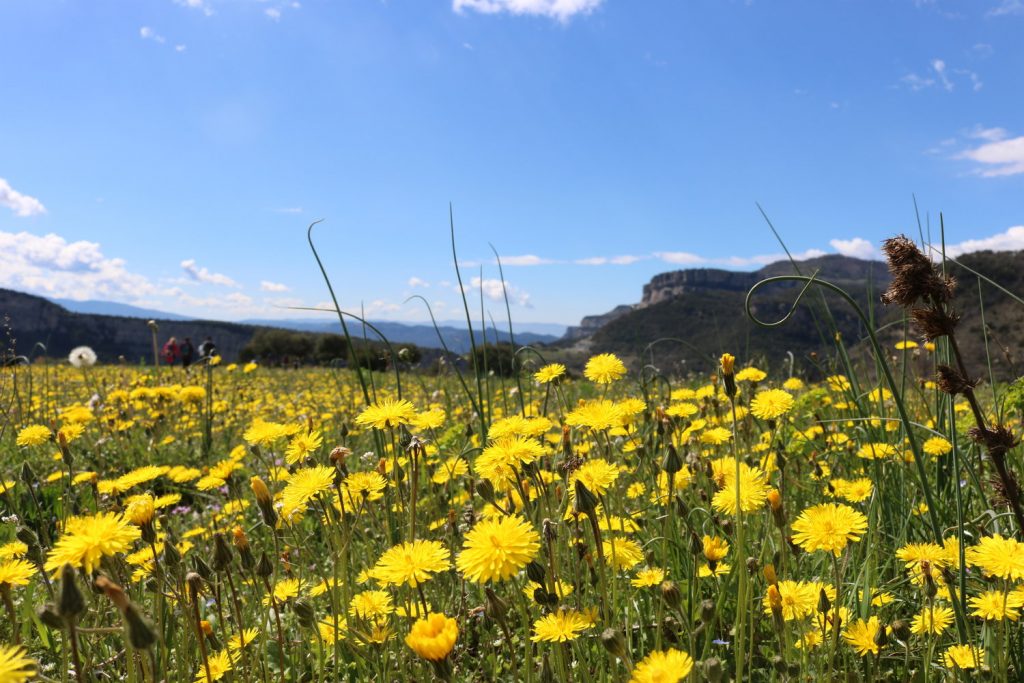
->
[{"left": 69, "top": 346, "right": 98, "bottom": 368}]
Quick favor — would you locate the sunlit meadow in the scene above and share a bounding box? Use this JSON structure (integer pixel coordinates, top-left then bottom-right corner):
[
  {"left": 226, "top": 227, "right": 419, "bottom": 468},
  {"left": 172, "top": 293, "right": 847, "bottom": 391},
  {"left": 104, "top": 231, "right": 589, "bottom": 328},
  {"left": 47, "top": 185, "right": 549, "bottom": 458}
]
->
[{"left": 2, "top": 235, "right": 1023, "bottom": 682}]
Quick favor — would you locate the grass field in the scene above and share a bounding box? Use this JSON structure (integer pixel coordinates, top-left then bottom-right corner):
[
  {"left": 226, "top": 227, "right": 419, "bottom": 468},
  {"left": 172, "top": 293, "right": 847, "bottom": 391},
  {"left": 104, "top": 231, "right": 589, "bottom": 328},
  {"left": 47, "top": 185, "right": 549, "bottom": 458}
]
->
[{"left": 1, "top": 236, "right": 1023, "bottom": 682}]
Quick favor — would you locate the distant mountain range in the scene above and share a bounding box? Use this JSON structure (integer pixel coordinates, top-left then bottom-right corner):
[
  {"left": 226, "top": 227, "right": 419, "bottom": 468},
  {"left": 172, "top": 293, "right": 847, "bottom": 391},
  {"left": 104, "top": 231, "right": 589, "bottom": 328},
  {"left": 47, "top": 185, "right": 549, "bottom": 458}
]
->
[{"left": 0, "top": 291, "right": 559, "bottom": 362}]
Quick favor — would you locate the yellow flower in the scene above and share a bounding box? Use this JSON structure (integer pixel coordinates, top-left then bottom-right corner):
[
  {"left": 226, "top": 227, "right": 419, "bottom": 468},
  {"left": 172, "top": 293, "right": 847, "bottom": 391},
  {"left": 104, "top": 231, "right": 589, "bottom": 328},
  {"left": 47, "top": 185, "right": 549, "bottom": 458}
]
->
[
  {"left": 263, "top": 578, "right": 302, "bottom": 606},
  {"left": 16, "top": 425, "right": 51, "bottom": 447},
  {"left": 285, "top": 430, "right": 323, "bottom": 464},
  {"left": 431, "top": 458, "right": 468, "bottom": 484},
  {"left": 570, "top": 459, "right": 620, "bottom": 498},
  {"left": 243, "top": 418, "right": 290, "bottom": 446},
  {"left": 969, "top": 590, "right": 1024, "bottom": 621},
  {"left": 456, "top": 516, "right": 540, "bottom": 583},
  {"left": 702, "top": 535, "right": 729, "bottom": 563},
  {"left": 911, "top": 605, "right": 954, "bottom": 635},
  {"left": 922, "top": 436, "right": 952, "bottom": 457},
  {"left": 856, "top": 442, "right": 897, "bottom": 460},
  {"left": 967, "top": 534, "right": 1024, "bottom": 580},
  {"left": 342, "top": 471, "right": 387, "bottom": 504},
  {"left": 371, "top": 540, "right": 451, "bottom": 587},
  {"left": 226, "top": 628, "right": 260, "bottom": 652},
  {"left": 791, "top": 503, "right": 868, "bottom": 556},
  {"left": 530, "top": 609, "right": 591, "bottom": 642},
  {"left": 348, "top": 590, "right": 394, "bottom": 620},
  {"left": 0, "top": 645, "right": 36, "bottom": 683},
  {"left": 943, "top": 644, "right": 983, "bottom": 670},
  {"left": 750, "top": 389, "right": 794, "bottom": 420},
  {"left": 565, "top": 400, "right": 626, "bottom": 431},
  {"left": 829, "top": 478, "right": 873, "bottom": 503},
  {"left": 711, "top": 463, "right": 769, "bottom": 515},
  {"left": 602, "top": 536, "right": 644, "bottom": 571},
  {"left": 279, "top": 466, "right": 335, "bottom": 519},
  {"left": 405, "top": 613, "right": 458, "bottom": 660},
  {"left": 45, "top": 512, "right": 141, "bottom": 575},
  {"left": 534, "top": 363, "right": 566, "bottom": 384},
  {"left": 629, "top": 648, "right": 694, "bottom": 683},
  {"left": 354, "top": 398, "right": 417, "bottom": 430},
  {"left": 125, "top": 494, "right": 156, "bottom": 526},
  {"left": 735, "top": 367, "right": 766, "bottom": 383},
  {"left": 0, "top": 559, "right": 35, "bottom": 588},
  {"left": 194, "top": 649, "right": 233, "bottom": 682},
  {"left": 631, "top": 567, "right": 666, "bottom": 588},
  {"left": 475, "top": 436, "right": 545, "bottom": 483},
  {"left": 584, "top": 353, "right": 626, "bottom": 384},
  {"left": 843, "top": 617, "right": 882, "bottom": 656},
  {"left": 761, "top": 580, "right": 817, "bottom": 621}
]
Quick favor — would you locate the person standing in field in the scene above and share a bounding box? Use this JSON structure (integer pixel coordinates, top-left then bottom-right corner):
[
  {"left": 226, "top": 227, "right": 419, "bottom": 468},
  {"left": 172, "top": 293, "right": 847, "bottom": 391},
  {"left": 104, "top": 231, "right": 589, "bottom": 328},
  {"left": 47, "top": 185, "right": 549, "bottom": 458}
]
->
[
  {"left": 162, "top": 337, "right": 179, "bottom": 365},
  {"left": 180, "top": 337, "right": 195, "bottom": 368}
]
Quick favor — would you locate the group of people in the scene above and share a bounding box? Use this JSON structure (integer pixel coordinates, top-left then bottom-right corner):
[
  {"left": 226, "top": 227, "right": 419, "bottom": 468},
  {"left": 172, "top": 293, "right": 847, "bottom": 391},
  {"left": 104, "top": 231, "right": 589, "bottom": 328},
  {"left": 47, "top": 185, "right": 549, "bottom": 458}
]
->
[{"left": 161, "top": 336, "right": 216, "bottom": 367}]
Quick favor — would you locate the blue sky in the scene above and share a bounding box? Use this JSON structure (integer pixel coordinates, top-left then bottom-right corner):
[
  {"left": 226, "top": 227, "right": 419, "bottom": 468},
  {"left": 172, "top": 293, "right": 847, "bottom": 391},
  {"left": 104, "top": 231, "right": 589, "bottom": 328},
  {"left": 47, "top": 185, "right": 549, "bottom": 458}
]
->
[{"left": 2, "top": 0, "right": 1023, "bottom": 328}]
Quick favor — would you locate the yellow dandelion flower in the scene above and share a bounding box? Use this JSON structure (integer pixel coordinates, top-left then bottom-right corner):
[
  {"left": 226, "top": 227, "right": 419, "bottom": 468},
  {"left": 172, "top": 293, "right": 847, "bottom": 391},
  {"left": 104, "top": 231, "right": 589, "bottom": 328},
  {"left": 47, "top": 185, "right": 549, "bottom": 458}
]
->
[
  {"left": 628, "top": 648, "right": 694, "bottom": 683},
  {"left": 750, "top": 389, "right": 794, "bottom": 420},
  {"left": 584, "top": 353, "right": 626, "bottom": 384},
  {"left": 791, "top": 503, "right": 868, "bottom": 556},
  {"left": 354, "top": 398, "right": 417, "bottom": 430},
  {"left": 371, "top": 540, "right": 450, "bottom": 587},
  {"left": 534, "top": 363, "right": 566, "bottom": 384},
  {"left": 943, "top": 644, "right": 983, "bottom": 670},
  {"left": 405, "top": 613, "right": 458, "bottom": 660},
  {"left": 911, "top": 605, "right": 954, "bottom": 636},
  {"left": 16, "top": 425, "right": 51, "bottom": 447},
  {"left": 0, "top": 645, "right": 36, "bottom": 683},
  {"left": 530, "top": 609, "right": 591, "bottom": 642},
  {"left": 45, "top": 512, "right": 141, "bottom": 575},
  {"left": 843, "top": 617, "right": 882, "bottom": 656},
  {"left": 279, "top": 466, "right": 335, "bottom": 519},
  {"left": 456, "top": 516, "right": 540, "bottom": 583}
]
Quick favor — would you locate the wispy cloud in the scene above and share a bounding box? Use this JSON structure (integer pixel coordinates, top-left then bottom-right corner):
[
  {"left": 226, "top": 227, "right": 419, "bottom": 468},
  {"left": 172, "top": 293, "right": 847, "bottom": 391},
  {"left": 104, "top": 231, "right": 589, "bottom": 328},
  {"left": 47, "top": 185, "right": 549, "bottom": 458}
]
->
[
  {"left": 957, "top": 128, "right": 1024, "bottom": 176},
  {"left": 452, "top": 0, "right": 602, "bottom": 22},
  {"left": 180, "top": 259, "right": 241, "bottom": 288},
  {"left": 260, "top": 280, "right": 290, "bottom": 292},
  {"left": 0, "top": 178, "right": 46, "bottom": 217},
  {"left": 499, "top": 254, "right": 556, "bottom": 266},
  {"left": 575, "top": 255, "right": 645, "bottom": 266},
  {"left": 900, "top": 58, "right": 980, "bottom": 92},
  {"left": 987, "top": 0, "right": 1024, "bottom": 16},
  {"left": 407, "top": 277, "right": 430, "bottom": 288},
  {"left": 945, "top": 226, "right": 1024, "bottom": 256},
  {"left": 139, "top": 26, "right": 166, "bottom": 44},
  {"left": 174, "top": 0, "right": 214, "bottom": 16},
  {"left": 455, "top": 277, "right": 531, "bottom": 307}
]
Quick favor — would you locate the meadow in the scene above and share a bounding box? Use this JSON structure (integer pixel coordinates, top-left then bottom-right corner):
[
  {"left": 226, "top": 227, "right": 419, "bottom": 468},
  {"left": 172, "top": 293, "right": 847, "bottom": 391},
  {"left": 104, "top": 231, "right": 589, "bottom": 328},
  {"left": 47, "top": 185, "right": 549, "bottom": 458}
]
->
[{"left": 1, "top": 235, "right": 1023, "bottom": 682}]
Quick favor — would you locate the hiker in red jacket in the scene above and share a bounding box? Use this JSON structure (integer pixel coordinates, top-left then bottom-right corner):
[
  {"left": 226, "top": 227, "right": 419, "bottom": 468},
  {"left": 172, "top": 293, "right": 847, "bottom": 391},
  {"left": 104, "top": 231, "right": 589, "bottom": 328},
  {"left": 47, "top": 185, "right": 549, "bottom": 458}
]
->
[{"left": 162, "top": 337, "right": 180, "bottom": 365}]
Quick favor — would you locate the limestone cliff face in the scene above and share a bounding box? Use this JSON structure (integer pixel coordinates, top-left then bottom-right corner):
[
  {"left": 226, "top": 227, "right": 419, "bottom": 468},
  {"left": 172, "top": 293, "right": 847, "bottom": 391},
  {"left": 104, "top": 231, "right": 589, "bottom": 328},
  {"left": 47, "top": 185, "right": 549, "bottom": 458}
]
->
[
  {"left": 641, "top": 269, "right": 759, "bottom": 307},
  {"left": 564, "top": 305, "right": 635, "bottom": 340},
  {"left": 564, "top": 255, "right": 892, "bottom": 341}
]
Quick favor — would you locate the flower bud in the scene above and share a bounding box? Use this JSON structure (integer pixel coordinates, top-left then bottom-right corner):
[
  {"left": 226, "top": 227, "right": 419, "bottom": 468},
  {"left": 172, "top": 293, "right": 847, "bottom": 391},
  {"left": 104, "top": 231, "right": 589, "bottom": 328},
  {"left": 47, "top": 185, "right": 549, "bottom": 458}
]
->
[
  {"left": 256, "top": 551, "right": 274, "bottom": 579},
  {"left": 186, "top": 572, "right": 203, "bottom": 602},
  {"left": 526, "top": 561, "right": 547, "bottom": 585},
  {"left": 193, "top": 556, "right": 214, "bottom": 582},
  {"left": 873, "top": 624, "right": 888, "bottom": 649},
  {"left": 59, "top": 564, "right": 86, "bottom": 620},
  {"left": 661, "top": 445, "right": 682, "bottom": 474},
  {"left": 484, "top": 587, "right": 509, "bottom": 623},
  {"left": 703, "top": 657, "right": 723, "bottom": 683},
  {"left": 817, "top": 588, "right": 831, "bottom": 615},
  {"left": 763, "top": 563, "right": 778, "bottom": 586},
  {"left": 658, "top": 580, "right": 681, "bottom": 610},
  {"left": 213, "top": 533, "right": 233, "bottom": 572},
  {"left": 38, "top": 603, "right": 63, "bottom": 629},
  {"left": 251, "top": 476, "right": 278, "bottom": 527},
  {"left": 600, "top": 628, "right": 627, "bottom": 660},
  {"left": 294, "top": 597, "right": 316, "bottom": 628},
  {"left": 123, "top": 602, "right": 157, "bottom": 650},
  {"left": 476, "top": 479, "right": 496, "bottom": 505},
  {"left": 891, "top": 619, "right": 911, "bottom": 641},
  {"left": 573, "top": 480, "right": 599, "bottom": 517},
  {"left": 233, "top": 526, "right": 255, "bottom": 570},
  {"left": 163, "top": 541, "right": 181, "bottom": 568}
]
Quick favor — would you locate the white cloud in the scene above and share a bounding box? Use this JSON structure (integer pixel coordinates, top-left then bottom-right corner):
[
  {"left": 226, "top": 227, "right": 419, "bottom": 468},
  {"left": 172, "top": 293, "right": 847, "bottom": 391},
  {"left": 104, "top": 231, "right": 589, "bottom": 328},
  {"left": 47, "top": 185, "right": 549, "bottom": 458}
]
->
[
  {"left": 968, "top": 126, "right": 1007, "bottom": 142},
  {"left": 829, "top": 237, "right": 878, "bottom": 260},
  {"left": 988, "top": 0, "right": 1024, "bottom": 16},
  {"left": 0, "top": 230, "right": 158, "bottom": 301},
  {"left": 260, "top": 280, "right": 290, "bottom": 292},
  {"left": 456, "top": 277, "right": 531, "bottom": 307},
  {"left": 265, "top": 7, "right": 282, "bottom": 20},
  {"left": 499, "top": 254, "right": 555, "bottom": 266},
  {"left": 407, "top": 277, "right": 430, "bottom": 288},
  {"left": 175, "top": 45, "right": 187, "bottom": 52},
  {"left": 900, "top": 73, "right": 935, "bottom": 91},
  {"left": 653, "top": 251, "right": 706, "bottom": 265},
  {"left": 174, "top": 0, "right": 214, "bottom": 16},
  {"left": 275, "top": 207, "right": 303, "bottom": 214},
  {"left": 452, "top": 0, "right": 602, "bottom": 22},
  {"left": 139, "top": 26, "right": 166, "bottom": 43},
  {"left": 958, "top": 132, "right": 1024, "bottom": 176},
  {"left": 575, "top": 254, "right": 644, "bottom": 266},
  {"left": 0, "top": 178, "right": 46, "bottom": 217},
  {"left": 713, "top": 249, "right": 827, "bottom": 268},
  {"left": 180, "top": 259, "right": 241, "bottom": 288},
  {"left": 932, "top": 59, "right": 953, "bottom": 91},
  {"left": 944, "top": 226, "right": 1024, "bottom": 256}
]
